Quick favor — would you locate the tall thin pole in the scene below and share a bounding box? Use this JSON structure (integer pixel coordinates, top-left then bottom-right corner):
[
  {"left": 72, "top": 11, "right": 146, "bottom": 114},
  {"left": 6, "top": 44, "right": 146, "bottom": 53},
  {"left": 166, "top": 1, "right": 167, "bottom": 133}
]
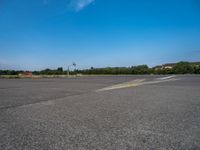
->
[
  {"left": 67, "top": 62, "right": 76, "bottom": 77},
  {"left": 67, "top": 66, "right": 70, "bottom": 77}
]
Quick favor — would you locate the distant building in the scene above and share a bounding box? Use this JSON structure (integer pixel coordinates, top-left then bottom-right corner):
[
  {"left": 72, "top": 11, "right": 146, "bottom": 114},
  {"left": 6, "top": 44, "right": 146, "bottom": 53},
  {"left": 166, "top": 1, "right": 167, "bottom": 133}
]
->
[
  {"left": 162, "top": 63, "right": 176, "bottom": 69},
  {"left": 190, "top": 62, "right": 200, "bottom": 66},
  {"left": 19, "top": 72, "right": 33, "bottom": 77},
  {"left": 153, "top": 62, "right": 200, "bottom": 70},
  {"left": 153, "top": 65, "right": 162, "bottom": 70}
]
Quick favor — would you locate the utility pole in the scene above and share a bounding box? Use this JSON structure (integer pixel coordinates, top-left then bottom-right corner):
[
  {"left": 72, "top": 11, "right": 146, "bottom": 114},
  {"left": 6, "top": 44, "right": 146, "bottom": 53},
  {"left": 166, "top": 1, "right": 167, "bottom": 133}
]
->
[
  {"left": 67, "top": 66, "right": 70, "bottom": 77},
  {"left": 67, "top": 62, "right": 76, "bottom": 77}
]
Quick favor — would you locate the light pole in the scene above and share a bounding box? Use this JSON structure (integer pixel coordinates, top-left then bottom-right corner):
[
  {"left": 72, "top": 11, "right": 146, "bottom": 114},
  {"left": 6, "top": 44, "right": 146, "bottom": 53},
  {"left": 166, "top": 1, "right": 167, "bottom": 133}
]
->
[{"left": 67, "top": 62, "right": 76, "bottom": 77}]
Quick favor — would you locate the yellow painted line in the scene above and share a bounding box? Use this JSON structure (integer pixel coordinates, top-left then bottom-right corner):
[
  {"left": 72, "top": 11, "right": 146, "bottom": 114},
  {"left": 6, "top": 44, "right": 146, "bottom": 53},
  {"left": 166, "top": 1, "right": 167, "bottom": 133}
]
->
[
  {"left": 142, "top": 78, "right": 180, "bottom": 85},
  {"left": 156, "top": 75, "right": 176, "bottom": 80},
  {"left": 96, "top": 77, "right": 180, "bottom": 92},
  {"left": 96, "top": 79, "right": 145, "bottom": 92}
]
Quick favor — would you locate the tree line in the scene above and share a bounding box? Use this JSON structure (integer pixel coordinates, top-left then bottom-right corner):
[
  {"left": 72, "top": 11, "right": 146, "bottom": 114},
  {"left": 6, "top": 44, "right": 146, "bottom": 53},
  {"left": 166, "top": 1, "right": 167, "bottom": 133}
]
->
[
  {"left": 0, "top": 61, "right": 200, "bottom": 75},
  {"left": 76, "top": 62, "right": 200, "bottom": 75}
]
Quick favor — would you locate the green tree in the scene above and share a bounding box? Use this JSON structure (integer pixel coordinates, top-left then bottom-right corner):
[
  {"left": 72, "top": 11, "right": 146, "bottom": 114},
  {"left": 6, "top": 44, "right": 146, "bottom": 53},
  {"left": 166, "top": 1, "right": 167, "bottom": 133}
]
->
[
  {"left": 57, "top": 67, "right": 63, "bottom": 72},
  {"left": 193, "top": 65, "right": 200, "bottom": 74},
  {"left": 132, "top": 65, "right": 149, "bottom": 74},
  {"left": 172, "top": 61, "right": 194, "bottom": 74}
]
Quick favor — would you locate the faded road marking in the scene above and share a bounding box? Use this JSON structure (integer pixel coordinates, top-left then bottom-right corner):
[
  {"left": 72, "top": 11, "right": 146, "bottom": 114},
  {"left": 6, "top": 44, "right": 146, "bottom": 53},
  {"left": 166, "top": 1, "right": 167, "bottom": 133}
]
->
[
  {"left": 96, "top": 77, "right": 181, "bottom": 92},
  {"left": 157, "top": 75, "right": 176, "bottom": 80},
  {"left": 142, "top": 78, "right": 180, "bottom": 86},
  {"left": 96, "top": 79, "right": 145, "bottom": 92}
]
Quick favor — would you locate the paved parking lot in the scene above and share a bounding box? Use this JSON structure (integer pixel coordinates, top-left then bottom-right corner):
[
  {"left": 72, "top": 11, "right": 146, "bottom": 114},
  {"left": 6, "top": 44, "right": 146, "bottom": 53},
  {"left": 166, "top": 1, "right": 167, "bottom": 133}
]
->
[{"left": 0, "top": 75, "right": 200, "bottom": 149}]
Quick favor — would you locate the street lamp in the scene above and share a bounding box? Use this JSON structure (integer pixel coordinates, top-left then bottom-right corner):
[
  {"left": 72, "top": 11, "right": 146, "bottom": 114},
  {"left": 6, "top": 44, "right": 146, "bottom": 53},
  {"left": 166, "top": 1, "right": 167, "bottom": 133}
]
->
[{"left": 67, "top": 62, "right": 76, "bottom": 77}]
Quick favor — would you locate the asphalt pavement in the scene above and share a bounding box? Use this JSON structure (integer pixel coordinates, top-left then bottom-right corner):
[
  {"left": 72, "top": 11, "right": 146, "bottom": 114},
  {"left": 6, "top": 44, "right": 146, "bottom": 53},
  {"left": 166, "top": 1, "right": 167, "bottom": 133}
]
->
[{"left": 0, "top": 75, "right": 200, "bottom": 150}]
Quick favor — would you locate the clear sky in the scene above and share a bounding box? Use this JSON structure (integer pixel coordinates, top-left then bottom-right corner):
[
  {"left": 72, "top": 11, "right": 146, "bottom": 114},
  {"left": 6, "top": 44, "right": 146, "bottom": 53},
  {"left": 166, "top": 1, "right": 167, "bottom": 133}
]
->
[{"left": 0, "top": 0, "right": 200, "bottom": 70}]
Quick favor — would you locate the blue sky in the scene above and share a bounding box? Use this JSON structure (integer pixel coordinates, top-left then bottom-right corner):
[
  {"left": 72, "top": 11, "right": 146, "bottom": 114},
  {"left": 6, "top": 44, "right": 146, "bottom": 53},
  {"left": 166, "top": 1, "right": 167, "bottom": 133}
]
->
[{"left": 0, "top": 0, "right": 200, "bottom": 70}]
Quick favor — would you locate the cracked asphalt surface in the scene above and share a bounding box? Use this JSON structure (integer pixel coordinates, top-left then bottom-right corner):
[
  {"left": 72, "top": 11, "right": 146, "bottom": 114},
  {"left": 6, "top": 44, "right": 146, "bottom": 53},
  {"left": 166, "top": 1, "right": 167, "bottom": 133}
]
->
[{"left": 0, "top": 75, "right": 200, "bottom": 150}]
